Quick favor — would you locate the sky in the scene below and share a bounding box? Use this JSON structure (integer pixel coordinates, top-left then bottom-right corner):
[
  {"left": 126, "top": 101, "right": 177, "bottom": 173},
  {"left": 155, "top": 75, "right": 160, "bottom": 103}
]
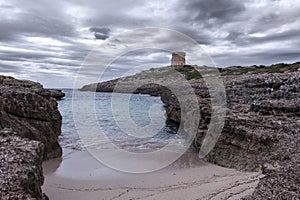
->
[{"left": 0, "top": 0, "right": 300, "bottom": 88}]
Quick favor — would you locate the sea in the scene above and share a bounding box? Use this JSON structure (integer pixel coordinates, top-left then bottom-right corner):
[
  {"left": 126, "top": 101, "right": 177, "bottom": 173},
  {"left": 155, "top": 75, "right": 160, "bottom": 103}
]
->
[{"left": 57, "top": 89, "right": 191, "bottom": 153}]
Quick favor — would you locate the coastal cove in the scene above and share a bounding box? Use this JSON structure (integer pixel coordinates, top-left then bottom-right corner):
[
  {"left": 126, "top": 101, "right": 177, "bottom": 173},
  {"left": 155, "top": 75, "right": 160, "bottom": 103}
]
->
[
  {"left": 1, "top": 63, "right": 299, "bottom": 199},
  {"left": 42, "top": 89, "right": 262, "bottom": 199},
  {"left": 2, "top": 1, "right": 300, "bottom": 199},
  {"left": 78, "top": 64, "right": 300, "bottom": 199}
]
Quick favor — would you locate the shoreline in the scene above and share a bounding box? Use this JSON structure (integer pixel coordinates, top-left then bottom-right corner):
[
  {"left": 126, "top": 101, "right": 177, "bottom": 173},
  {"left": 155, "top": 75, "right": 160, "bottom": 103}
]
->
[
  {"left": 1, "top": 64, "right": 299, "bottom": 199},
  {"left": 42, "top": 148, "right": 262, "bottom": 200}
]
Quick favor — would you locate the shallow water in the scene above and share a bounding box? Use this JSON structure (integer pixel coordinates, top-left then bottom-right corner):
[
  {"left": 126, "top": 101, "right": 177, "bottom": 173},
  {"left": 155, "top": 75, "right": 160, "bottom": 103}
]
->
[{"left": 58, "top": 89, "right": 192, "bottom": 152}]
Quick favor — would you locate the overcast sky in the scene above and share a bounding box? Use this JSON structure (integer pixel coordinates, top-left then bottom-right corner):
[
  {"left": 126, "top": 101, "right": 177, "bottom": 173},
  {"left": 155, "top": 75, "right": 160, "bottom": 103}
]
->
[{"left": 0, "top": 0, "right": 300, "bottom": 88}]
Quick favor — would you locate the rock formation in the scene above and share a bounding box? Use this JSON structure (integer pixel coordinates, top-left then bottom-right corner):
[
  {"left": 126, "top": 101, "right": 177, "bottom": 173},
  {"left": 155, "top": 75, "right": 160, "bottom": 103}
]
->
[
  {"left": 0, "top": 75, "right": 63, "bottom": 159},
  {"left": 0, "top": 75, "right": 63, "bottom": 199},
  {"left": 80, "top": 62, "right": 300, "bottom": 199},
  {"left": 48, "top": 89, "right": 65, "bottom": 100},
  {"left": 0, "top": 128, "right": 48, "bottom": 200}
]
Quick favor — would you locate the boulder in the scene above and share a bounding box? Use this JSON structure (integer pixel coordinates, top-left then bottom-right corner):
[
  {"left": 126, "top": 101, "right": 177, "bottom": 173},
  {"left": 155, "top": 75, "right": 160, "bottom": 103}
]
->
[{"left": 48, "top": 89, "right": 65, "bottom": 100}]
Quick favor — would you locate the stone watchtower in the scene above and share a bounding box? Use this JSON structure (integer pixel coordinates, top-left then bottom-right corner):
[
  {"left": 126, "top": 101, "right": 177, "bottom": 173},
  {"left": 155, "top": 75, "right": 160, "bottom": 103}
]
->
[{"left": 171, "top": 52, "right": 186, "bottom": 66}]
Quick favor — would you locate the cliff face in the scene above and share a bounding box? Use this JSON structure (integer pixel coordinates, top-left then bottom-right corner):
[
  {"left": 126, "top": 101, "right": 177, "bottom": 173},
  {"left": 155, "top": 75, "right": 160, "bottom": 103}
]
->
[
  {"left": 0, "top": 75, "right": 63, "bottom": 159},
  {"left": 0, "top": 75, "right": 63, "bottom": 199},
  {"left": 80, "top": 63, "right": 300, "bottom": 199},
  {"left": 0, "top": 129, "right": 48, "bottom": 200}
]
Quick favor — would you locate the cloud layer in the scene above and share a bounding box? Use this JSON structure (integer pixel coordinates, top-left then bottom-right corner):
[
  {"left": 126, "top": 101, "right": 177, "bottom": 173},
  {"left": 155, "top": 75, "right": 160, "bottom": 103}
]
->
[{"left": 0, "top": 0, "right": 299, "bottom": 87}]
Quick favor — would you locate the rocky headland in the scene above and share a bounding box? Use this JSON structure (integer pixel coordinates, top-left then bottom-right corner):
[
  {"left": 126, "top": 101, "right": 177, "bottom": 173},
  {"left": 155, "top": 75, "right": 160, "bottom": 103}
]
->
[
  {"left": 0, "top": 75, "right": 63, "bottom": 199},
  {"left": 81, "top": 62, "right": 300, "bottom": 199}
]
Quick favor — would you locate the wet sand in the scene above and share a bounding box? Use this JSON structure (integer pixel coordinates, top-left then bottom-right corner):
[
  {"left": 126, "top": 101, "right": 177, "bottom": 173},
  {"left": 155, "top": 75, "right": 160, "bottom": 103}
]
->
[{"left": 43, "top": 149, "right": 262, "bottom": 200}]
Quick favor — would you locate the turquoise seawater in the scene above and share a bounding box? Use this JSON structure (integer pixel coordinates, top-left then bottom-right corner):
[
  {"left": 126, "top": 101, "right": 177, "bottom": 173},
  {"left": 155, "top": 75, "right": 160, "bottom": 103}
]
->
[{"left": 57, "top": 89, "right": 185, "bottom": 152}]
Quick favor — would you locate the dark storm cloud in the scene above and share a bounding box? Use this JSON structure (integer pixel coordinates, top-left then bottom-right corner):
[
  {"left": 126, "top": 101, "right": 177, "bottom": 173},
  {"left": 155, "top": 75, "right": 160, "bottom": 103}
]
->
[
  {"left": 0, "top": 16, "right": 76, "bottom": 42},
  {"left": 173, "top": 26, "right": 213, "bottom": 45},
  {"left": 76, "top": 0, "right": 150, "bottom": 28},
  {"left": 89, "top": 27, "right": 110, "bottom": 40},
  {"left": 250, "top": 11, "right": 300, "bottom": 34},
  {"left": 0, "top": 1, "right": 78, "bottom": 42},
  {"left": 162, "top": 0, "right": 247, "bottom": 46},
  {"left": 182, "top": 0, "right": 245, "bottom": 24},
  {"left": 89, "top": 27, "right": 110, "bottom": 34},
  {"left": 94, "top": 32, "right": 109, "bottom": 40}
]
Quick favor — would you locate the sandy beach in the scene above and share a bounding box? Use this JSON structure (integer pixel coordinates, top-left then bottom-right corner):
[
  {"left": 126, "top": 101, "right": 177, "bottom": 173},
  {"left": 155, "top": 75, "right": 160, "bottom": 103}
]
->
[{"left": 42, "top": 149, "right": 262, "bottom": 200}]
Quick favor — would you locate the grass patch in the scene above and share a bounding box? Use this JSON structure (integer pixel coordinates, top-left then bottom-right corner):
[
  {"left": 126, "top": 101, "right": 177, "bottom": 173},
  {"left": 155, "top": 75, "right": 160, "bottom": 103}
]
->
[{"left": 173, "top": 65, "right": 202, "bottom": 80}]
